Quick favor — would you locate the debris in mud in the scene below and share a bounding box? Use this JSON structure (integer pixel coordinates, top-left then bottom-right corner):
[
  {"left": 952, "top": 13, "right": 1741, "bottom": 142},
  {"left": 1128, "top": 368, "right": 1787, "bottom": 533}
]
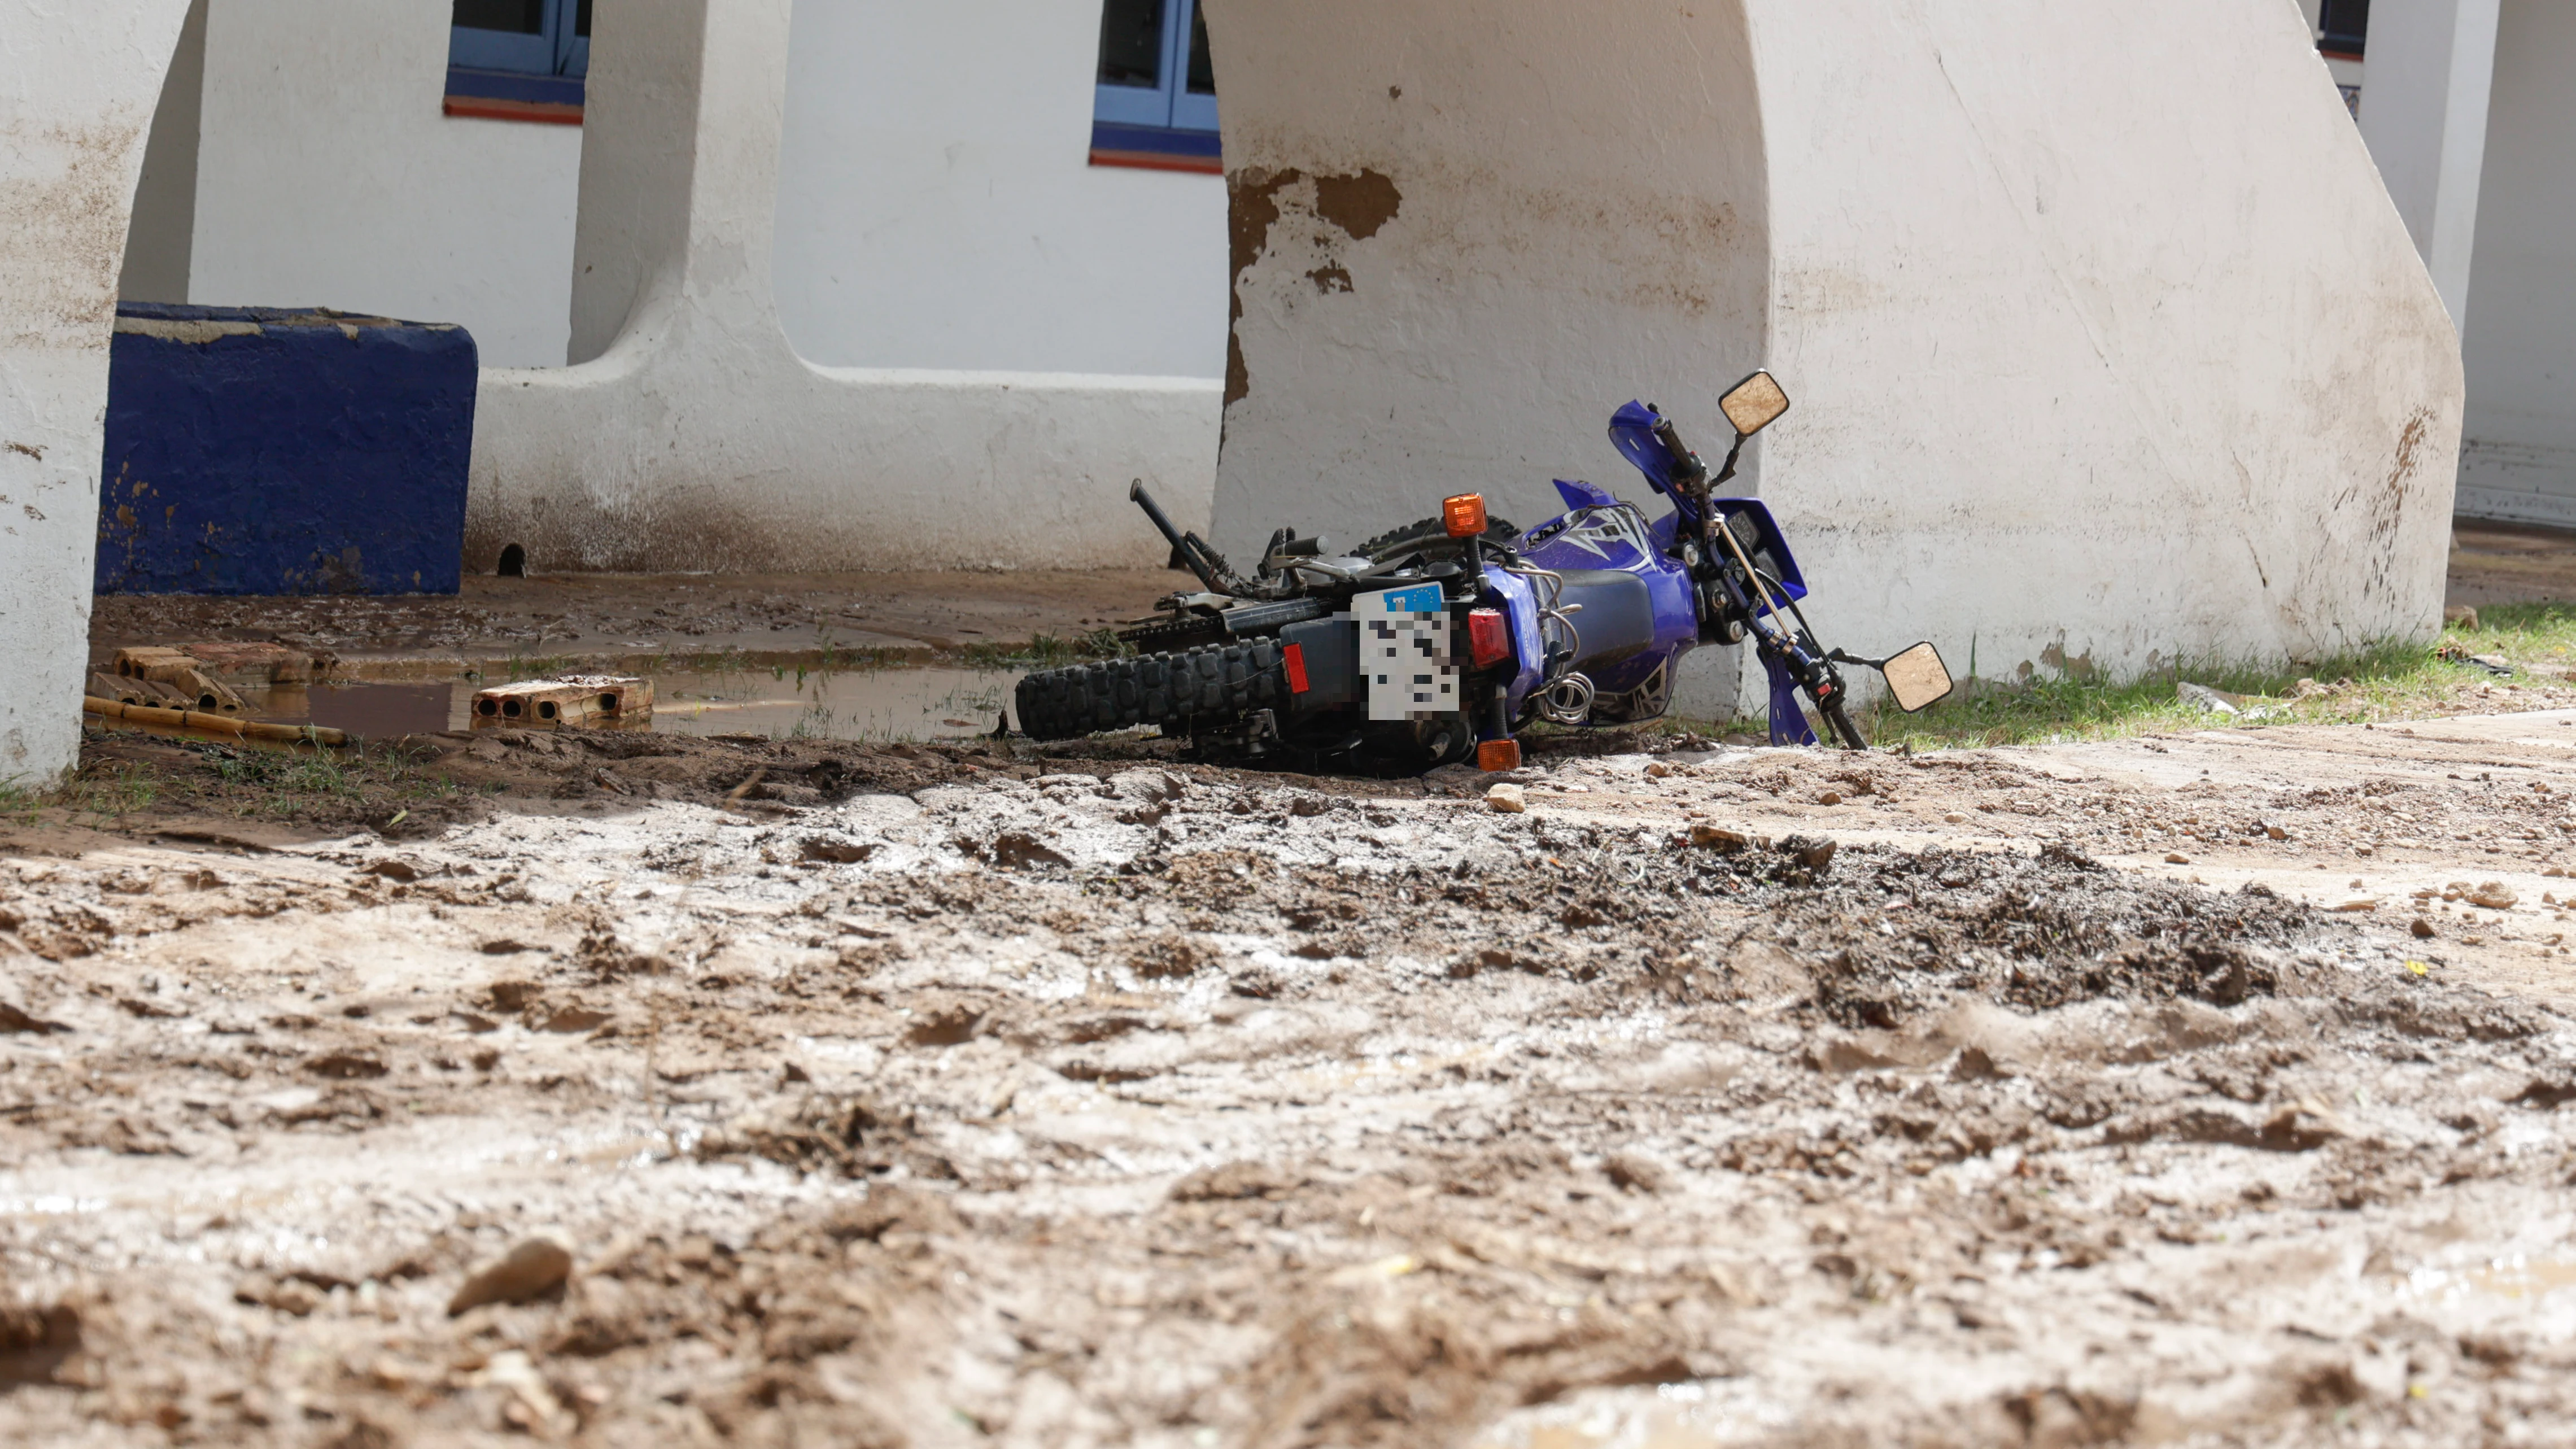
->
[
  {"left": 468, "top": 675, "right": 652, "bottom": 732},
  {"left": 447, "top": 1238, "right": 574, "bottom": 1316}
]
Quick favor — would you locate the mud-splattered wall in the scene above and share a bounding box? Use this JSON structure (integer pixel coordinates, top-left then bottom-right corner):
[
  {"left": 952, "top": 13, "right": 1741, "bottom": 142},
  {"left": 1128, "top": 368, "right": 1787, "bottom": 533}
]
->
[
  {"left": 0, "top": 0, "right": 195, "bottom": 786},
  {"left": 1207, "top": 0, "right": 2460, "bottom": 697},
  {"left": 1751, "top": 0, "right": 2457, "bottom": 683}
]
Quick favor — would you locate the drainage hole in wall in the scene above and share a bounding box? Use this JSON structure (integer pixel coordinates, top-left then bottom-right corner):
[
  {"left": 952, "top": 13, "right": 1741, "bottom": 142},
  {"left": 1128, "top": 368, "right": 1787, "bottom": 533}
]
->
[{"left": 497, "top": 544, "right": 526, "bottom": 578}]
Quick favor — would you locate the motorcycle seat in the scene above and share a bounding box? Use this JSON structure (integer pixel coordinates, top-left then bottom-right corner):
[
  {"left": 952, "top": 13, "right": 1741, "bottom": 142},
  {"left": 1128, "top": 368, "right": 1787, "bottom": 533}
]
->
[{"left": 1553, "top": 570, "right": 1657, "bottom": 667}]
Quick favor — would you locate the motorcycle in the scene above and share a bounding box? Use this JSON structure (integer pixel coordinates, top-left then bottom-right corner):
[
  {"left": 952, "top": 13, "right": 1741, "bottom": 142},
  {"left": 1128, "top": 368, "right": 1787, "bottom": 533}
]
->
[{"left": 1014, "top": 370, "right": 1957, "bottom": 771}]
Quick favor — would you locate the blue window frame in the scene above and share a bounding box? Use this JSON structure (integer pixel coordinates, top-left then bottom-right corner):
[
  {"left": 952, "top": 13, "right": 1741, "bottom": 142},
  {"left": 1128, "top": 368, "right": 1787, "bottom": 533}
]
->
[
  {"left": 450, "top": 0, "right": 590, "bottom": 78},
  {"left": 1092, "top": 0, "right": 1219, "bottom": 171},
  {"left": 448, "top": 0, "right": 589, "bottom": 123}
]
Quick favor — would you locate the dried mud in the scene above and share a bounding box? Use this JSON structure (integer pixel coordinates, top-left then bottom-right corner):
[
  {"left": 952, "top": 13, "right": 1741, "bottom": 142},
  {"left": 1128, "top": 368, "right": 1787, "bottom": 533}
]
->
[{"left": 8, "top": 719, "right": 2576, "bottom": 1446}]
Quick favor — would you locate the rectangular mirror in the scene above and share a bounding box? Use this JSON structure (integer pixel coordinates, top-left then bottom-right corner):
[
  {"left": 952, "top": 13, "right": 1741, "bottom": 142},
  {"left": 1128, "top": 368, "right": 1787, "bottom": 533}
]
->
[
  {"left": 1881, "top": 641, "right": 1954, "bottom": 713},
  {"left": 1719, "top": 369, "right": 1791, "bottom": 437}
]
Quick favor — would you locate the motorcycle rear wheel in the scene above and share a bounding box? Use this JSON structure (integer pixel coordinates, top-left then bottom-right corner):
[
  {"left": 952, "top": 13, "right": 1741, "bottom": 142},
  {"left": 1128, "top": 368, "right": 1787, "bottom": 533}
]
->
[
  {"left": 1356, "top": 514, "right": 1520, "bottom": 564},
  {"left": 1015, "top": 639, "right": 1287, "bottom": 741}
]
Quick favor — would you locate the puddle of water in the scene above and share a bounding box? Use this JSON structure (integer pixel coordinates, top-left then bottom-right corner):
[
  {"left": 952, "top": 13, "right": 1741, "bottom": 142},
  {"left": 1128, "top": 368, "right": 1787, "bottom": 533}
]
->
[{"left": 238, "top": 667, "right": 1022, "bottom": 744}]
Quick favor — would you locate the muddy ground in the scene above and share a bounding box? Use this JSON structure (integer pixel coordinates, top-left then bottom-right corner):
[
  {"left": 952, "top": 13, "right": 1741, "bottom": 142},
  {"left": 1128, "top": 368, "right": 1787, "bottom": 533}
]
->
[
  {"left": 87, "top": 570, "right": 1177, "bottom": 677},
  {"left": 9, "top": 707, "right": 2576, "bottom": 1447}
]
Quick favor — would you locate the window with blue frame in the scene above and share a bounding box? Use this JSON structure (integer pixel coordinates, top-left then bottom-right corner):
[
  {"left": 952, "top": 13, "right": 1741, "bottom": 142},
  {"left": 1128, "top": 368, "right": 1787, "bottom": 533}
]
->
[
  {"left": 2317, "top": 0, "right": 2368, "bottom": 58},
  {"left": 1091, "top": 0, "right": 1219, "bottom": 173},
  {"left": 446, "top": 0, "right": 591, "bottom": 125}
]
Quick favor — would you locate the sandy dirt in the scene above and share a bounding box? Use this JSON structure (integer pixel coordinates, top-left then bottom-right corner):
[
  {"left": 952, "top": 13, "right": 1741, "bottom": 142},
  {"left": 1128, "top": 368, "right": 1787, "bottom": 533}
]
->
[{"left": 8, "top": 710, "right": 2576, "bottom": 1447}]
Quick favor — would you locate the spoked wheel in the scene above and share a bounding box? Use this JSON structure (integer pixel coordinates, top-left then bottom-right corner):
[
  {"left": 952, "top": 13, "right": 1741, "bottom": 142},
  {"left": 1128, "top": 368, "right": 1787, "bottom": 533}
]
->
[
  {"left": 1015, "top": 639, "right": 1286, "bottom": 741},
  {"left": 1355, "top": 514, "right": 1519, "bottom": 564}
]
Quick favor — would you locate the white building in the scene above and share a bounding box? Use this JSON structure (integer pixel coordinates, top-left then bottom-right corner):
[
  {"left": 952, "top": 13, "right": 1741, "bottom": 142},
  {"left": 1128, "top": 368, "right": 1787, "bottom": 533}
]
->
[
  {"left": 0, "top": 0, "right": 2463, "bottom": 784},
  {"left": 2296, "top": 0, "right": 2576, "bottom": 528}
]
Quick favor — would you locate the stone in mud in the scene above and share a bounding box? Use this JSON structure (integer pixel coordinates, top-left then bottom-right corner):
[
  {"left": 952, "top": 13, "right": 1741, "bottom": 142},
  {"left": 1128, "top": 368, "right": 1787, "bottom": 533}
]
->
[
  {"left": 2467, "top": 883, "right": 2518, "bottom": 910},
  {"left": 447, "top": 1237, "right": 574, "bottom": 1317},
  {"left": 1604, "top": 1151, "right": 1670, "bottom": 1194},
  {"left": 2413, "top": 918, "right": 2438, "bottom": 939},
  {"left": 1486, "top": 783, "right": 1526, "bottom": 814},
  {"left": 1691, "top": 824, "right": 1752, "bottom": 852},
  {"left": 1779, "top": 836, "right": 1839, "bottom": 870}
]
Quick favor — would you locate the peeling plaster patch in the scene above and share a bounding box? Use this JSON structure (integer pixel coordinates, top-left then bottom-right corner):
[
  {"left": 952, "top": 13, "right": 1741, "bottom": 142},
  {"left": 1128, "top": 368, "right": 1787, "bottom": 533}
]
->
[
  {"left": 1311, "top": 169, "right": 1402, "bottom": 240},
  {"left": 1225, "top": 166, "right": 1405, "bottom": 407}
]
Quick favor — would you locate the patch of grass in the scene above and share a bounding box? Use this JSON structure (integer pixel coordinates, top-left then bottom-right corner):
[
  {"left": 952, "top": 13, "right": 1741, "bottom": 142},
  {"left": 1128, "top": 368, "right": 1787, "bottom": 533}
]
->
[
  {"left": 0, "top": 775, "right": 40, "bottom": 824},
  {"left": 1857, "top": 608, "right": 2576, "bottom": 750},
  {"left": 957, "top": 629, "right": 1132, "bottom": 671},
  {"left": 500, "top": 654, "right": 580, "bottom": 683},
  {"left": 60, "top": 762, "right": 160, "bottom": 822}
]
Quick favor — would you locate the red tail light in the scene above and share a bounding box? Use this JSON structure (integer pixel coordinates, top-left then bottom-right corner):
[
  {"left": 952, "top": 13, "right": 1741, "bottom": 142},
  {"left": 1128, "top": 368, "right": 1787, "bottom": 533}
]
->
[{"left": 1466, "top": 608, "right": 1512, "bottom": 668}]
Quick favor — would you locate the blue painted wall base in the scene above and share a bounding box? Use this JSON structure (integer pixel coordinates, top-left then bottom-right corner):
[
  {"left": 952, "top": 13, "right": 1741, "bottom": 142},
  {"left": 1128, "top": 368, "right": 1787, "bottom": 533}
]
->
[{"left": 97, "top": 304, "right": 479, "bottom": 596}]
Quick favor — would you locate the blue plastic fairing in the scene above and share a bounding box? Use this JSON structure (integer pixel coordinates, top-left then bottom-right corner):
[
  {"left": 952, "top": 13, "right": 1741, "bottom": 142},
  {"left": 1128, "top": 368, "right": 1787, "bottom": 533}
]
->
[
  {"left": 1709, "top": 497, "right": 1807, "bottom": 601},
  {"left": 1553, "top": 478, "right": 1619, "bottom": 510},
  {"left": 1607, "top": 400, "right": 1683, "bottom": 496}
]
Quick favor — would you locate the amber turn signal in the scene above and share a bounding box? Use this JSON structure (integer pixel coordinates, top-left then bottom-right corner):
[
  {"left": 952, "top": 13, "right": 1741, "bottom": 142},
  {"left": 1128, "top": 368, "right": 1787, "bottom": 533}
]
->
[
  {"left": 1477, "top": 739, "right": 1522, "bottom": 772},
  {"left": 1443, "top": 493, "right": 1488, "bottom": 539}
]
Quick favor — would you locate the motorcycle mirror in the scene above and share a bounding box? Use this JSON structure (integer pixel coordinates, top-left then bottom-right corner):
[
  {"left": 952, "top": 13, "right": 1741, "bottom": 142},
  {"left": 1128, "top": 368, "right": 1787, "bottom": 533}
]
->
[
  {"left": 1880, "top": 642, "right": 1955, "bottom": 714},
  {"left": 1719, "top": 369, "right": 1791, "bottom": 438}
]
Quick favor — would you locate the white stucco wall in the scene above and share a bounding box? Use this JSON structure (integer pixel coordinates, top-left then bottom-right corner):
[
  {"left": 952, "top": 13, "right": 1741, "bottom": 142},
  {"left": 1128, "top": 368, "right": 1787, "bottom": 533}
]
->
[
  {"left": 2356, "top": 0, "right": 2499, "bottom": 329},
  {"left": 187, "top": 0, "right": 582, "bottom": 368},
  {"left": 1208, "top": 0, "right": 2459, "bottom": 697},
  {"left": 119, "top": 0, "right": 206, "bottom": 303},
  {"left": 771, "top": 0, "right": 1229, "bottom": 378},
  {"left": 471, "top": 0, "right": 1221, "bottom": 574},
  {"left": 0, "top": 0, "right": 193, "bottom": 786},
  {"left": 2455, "top": 0, "right": 2576, "bottom": 525}
]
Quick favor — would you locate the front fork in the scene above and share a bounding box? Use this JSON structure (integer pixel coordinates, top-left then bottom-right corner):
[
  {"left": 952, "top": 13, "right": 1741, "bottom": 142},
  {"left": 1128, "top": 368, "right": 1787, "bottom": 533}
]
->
[{"left": 1692, "top": 521, "right": 1852, "bottom": 747}]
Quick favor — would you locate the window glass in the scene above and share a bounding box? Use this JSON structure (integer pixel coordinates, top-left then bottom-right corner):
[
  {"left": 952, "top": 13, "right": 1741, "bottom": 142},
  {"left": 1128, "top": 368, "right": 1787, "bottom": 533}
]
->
[
  {"left": 1098, "top": 0, "right": 1165, "bottom": 89},
  {"left": 1185, "top": 5, "right": 1213, "bottom": 96},
  {"left": 574, "top": 0, "right": 591, "bottom": 37},
  {"left": 2319, "top": 0, "right": 2368, "bottom": 53},
  {"left": 453, "top": 0, "right": 544, "bottom": 34}
]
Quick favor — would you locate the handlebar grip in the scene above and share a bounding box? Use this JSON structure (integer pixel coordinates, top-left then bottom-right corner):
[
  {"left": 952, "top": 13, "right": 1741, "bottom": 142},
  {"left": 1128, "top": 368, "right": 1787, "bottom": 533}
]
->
[{"left": 1274, "top": 535, "right": 1329, "bottom": 558}]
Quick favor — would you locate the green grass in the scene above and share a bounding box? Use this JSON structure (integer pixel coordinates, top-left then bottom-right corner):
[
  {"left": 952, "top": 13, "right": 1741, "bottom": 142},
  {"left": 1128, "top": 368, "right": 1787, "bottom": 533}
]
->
[
  {"left": 1854, "top": 603, "right": 2576, "bottom": 750},
  {"left": 0, "top": 774, "right": 47, "bottom": 824},
  {"left": 59, "top": 762, "right": 160, "bottom": 822},
  {"left": 957, "top": 629, "right": 1132, "bottom": 671}
]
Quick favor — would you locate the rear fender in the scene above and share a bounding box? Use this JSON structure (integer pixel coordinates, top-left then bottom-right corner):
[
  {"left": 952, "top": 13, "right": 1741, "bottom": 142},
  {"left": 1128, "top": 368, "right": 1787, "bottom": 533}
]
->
[{"left": 1477, "top": 568, "right": 1549, "bottom": 720}]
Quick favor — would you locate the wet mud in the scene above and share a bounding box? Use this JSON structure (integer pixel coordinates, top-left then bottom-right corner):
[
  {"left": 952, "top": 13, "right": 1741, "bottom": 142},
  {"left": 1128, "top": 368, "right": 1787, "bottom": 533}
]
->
[{"left": 7, "top": 723, "right": 2576, "bottom": 1445}]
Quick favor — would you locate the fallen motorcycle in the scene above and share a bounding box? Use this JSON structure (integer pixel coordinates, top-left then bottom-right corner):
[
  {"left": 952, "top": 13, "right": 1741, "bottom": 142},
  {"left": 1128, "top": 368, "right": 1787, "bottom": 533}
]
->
[{"left": 1015, "top": 371, "right": 1956, "bottom": 771}]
